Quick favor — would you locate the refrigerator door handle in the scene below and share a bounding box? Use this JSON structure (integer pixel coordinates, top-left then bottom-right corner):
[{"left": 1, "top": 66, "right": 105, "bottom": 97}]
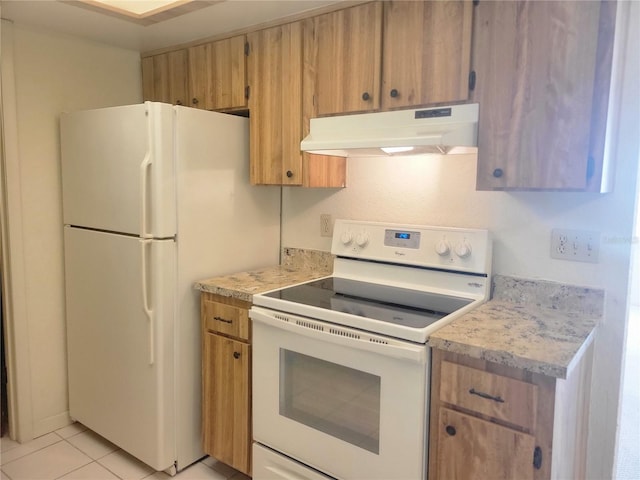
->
[
  {"left": 141, "top": 239, "right": 154, "bottom": 365},
  {"left": 140, "top": 152, "right": 153, "bottom": 239}
]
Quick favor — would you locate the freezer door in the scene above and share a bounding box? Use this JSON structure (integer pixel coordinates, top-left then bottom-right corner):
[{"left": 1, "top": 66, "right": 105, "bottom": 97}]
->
[
  {"left": 60, "top": 102, "right": 176, "bottom": 238},
  {"left": 64, "top": 226, "right": 176, "bottom": 471}
]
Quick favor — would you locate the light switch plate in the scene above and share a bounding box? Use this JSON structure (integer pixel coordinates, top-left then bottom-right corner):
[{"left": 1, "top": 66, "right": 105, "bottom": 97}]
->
[{"left": 550, "top": 229, "right": 600, "bottom": 263}]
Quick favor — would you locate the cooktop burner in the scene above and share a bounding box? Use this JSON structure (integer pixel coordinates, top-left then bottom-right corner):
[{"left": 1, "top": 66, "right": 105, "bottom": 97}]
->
[{"left": 262, "top": 277, "right": 474, "bottom": 330}]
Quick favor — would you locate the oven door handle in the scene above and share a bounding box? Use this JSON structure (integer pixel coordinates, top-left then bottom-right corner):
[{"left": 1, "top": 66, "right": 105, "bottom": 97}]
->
[{"left": 251, "top": 307, "right": 427, "bottom": 364}]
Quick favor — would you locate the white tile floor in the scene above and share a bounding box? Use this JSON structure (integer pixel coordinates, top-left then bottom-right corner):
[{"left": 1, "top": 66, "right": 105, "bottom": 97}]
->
[{"left": 0, "top": 423, "right": 249, "bottom": 480}]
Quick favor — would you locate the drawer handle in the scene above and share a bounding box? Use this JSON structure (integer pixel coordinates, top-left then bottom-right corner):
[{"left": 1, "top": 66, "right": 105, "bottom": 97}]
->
[
  {"left": 233, "top": 352, "right": 241, "bottom": 359},
  {"left": 469, "top": 388, "right": 505, "bottom": 403},
  {"left": 213, "top": 316, "right": 233, "bottom": 324}
]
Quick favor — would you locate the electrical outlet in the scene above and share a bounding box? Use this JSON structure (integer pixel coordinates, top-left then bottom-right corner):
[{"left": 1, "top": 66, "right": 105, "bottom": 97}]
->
[
  {"left": 550, "top": 229, "right": 600, "bottom": 263},
  {"left": 320, "top": 214, "right": 333, "bottom": 237}
]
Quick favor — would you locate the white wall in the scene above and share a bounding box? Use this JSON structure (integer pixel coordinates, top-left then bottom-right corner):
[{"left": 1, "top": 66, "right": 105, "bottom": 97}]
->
[
  {"left": 281, "top": 3, "right": 639, "bottom": 478},
  {"left": 1, "top": 21, "right": 142, "bottom": 439}
]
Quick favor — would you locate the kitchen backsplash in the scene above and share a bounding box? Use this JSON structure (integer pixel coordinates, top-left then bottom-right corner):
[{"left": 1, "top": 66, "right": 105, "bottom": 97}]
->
[
  {"left": 492, "top": 274, "right": 605, "bottom": 316},
  {"left": 281, "top": 247, "right": 334, "bottom": 274}
]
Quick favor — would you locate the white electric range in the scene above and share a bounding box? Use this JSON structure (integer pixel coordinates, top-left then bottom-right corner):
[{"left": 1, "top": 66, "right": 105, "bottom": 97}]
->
[{"left": 250, "top": 219, "right": 492, "bottom": 480}]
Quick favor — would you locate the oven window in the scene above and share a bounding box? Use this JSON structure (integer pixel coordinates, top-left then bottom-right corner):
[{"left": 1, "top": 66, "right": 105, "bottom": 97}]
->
[{"left": 279, "top": 349, "right": 381, "bottom": 454}]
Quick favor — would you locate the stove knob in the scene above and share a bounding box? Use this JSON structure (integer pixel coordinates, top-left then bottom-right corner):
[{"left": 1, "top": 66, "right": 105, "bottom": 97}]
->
[
  {"left": 340, "top": 231, "right": 353, "bottom": 245},
  {"left": 435, "top": 239, "right": 450, "bottom": 256},
  {"left": 355, "top": 233, "right": 369, "bottom": 247},
  {"left": 455, "top": 241, "right": 472, "bottom": 258}
]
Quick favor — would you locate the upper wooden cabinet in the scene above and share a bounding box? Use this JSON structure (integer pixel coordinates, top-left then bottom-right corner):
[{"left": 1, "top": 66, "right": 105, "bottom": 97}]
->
[
  {"left": 312, "top": 2, "right": 383, "bottom": 116},
  {"left": 248, "top": 22, "right": 347, "bottom": 187},
  {"left": 247, "top": 23, "right": 304, "bottom": 185},
  {"left": 188, "top": 35, "right": 248, "bottom": 111},
  {"left": 381, "top": 0, "right": 473, "bottom": 110},
  {"left": 472, "top": 1, "right": 616, "bottom": 191},
  {"left": 309, "top": 1, "right": 474, "bottom": 116},
  {"left": 141, "top": 49, "right": 188, "bottom": 106}
]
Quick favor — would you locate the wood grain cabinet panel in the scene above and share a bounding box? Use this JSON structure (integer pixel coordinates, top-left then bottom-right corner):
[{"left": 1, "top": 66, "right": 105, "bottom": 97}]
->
[
  {"left": 472, "top": 0, "right": 616, "bottom": 191},
  {"left": 248, "top": 21, "right": 346, "bottom": 187},
  {"left": 202, "top": 332, "right": 251, "bottom": 474},
  {"left": 141, "top": 49, "right": 188, "bottom": 106},
  {"left": 247, "top": 22, "right": 304, "bottom": 185},
  {"left": 381, "top": 0, "right": 473, "bottom": 110},
  {"left": 312, "top": 2, "right": 383, "bottom": 116},
  {"left": 188, "top": 35, "right": 247, "bottom": 111},
  {"left": 201, "top": 293, "right": 252, "bottom": 475},
  {"left": 436, "top": 407, "right": 536, "bottom": 480},
  {"left": 429, "top": 348, "right": 594, "bottom": 480}
]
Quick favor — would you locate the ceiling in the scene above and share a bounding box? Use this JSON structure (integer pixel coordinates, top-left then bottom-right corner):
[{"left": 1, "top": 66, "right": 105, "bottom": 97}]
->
[{"left": 0, "top": 0, "right": 339, "bottom": 53}]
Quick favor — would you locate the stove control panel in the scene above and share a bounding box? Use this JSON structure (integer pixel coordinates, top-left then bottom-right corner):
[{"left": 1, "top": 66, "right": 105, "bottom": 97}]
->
[{"left": 331, "top": 219, "right": 492, "bottom": 275}]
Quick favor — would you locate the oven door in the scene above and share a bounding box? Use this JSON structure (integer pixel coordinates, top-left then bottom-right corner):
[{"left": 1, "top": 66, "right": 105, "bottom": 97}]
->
[{"left": 251, "top": 306, "right": 429, "bottom": 480}]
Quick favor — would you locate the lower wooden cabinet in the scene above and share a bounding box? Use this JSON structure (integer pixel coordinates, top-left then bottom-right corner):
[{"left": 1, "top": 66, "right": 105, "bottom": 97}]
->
[
  {"left": 201, "top": 293, "right": 252, "bottom": 475},
  {"left": 429, "top": 347, "right": 593, "bottom": 480}
]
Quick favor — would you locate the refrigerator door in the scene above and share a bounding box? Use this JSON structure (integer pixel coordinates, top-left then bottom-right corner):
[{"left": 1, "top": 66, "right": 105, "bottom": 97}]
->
[
  {"left": 60, "top": 102, "right": 176, "bottom": 238},
  {"left": 64, "top": 226, "right": 176, "bottom": 471}
]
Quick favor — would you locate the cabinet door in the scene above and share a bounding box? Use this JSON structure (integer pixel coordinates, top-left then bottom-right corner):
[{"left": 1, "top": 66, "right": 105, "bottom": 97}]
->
[
  {"left": 188, "top": 36, "right": 247, "bottom": 111},
  {"left": 248, "top": 23, "right": 303, "bottom": 185},
  {"left": 202, "top": 332, "right": 251, "bottom": 474},
  {"left": 437, "top": 408, "right": 536, "bottom": 480},
  {"left": 313, "top": 2, "right": 382, "bottom": 115},
  {"left": 382, "top": 0, "right": 473, "bottom": 110},
  {"left": 141, "top": 50, "right": 188, "bottom": 106},
  {"left": 472, "top": 1, "right": 607, "bottom": 190}
]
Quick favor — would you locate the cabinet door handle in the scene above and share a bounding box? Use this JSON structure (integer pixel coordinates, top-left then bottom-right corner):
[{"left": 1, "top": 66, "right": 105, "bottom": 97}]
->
[
  {"left": 362, "top": 92, "right": 371, "bottom": 101},
  {"left": 390, "top": 89, "right": 399, "bottom": 98},
  {"left": 492, "top": 168, "right": 504, "bottom": 178},
  {"left": 192, "top": 97, "right": 199, "bottom": 105},
  {"left": 233, "top": 351, "right": 241, "bottom": 359},
  {"left": 469, "top": 388, "right": 505, "bottom": 403},
  {"left": 286, "top": 170, "right": 293, "bottom": 178},
  {"left": 176, "top": 100, "right": 183, "bottom": 106},
  {"left": 533, "top": 446, "right": 543, "bottom": 469},
  {"left": 445, "top": 425, "right": 456, "bottom": 436},
  {"left": 213, "top": 316, "right": 233, "bottom": 324}
]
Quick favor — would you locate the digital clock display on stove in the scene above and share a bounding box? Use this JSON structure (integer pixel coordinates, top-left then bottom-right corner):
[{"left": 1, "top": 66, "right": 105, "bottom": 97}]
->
[{"left": 385, "top": 229, "right": 420, "bottom": 249}]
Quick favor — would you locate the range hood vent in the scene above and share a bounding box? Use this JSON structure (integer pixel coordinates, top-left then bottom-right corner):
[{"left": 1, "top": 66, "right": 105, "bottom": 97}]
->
[{"left": 301, "top": 103, "right": 479, "bottom": 157}]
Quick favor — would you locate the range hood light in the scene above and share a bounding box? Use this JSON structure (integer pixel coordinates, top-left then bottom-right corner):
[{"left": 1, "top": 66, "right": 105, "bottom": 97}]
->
[{"left": 381, "top": 146, "right": 415, "bottom": 154}]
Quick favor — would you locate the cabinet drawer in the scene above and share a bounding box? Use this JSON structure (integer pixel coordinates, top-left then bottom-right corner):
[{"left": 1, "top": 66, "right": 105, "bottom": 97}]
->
[
  {"left": 203, "top": 300, "right": 250, "bottom": 341},
  {"left": 440, "top": 361, "right": 538, "bottom": 430}
]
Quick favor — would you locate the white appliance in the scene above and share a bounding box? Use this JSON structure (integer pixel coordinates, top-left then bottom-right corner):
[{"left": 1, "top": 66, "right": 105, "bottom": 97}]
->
[
  {"left": 251, "top": 219, "right": 491, "bottom": 480},
  {"left": 300, "top": 103, "right": 479, "bottom": 157},
  {"left": 60, "top": 102, "right": 280, "bottom": 473}
]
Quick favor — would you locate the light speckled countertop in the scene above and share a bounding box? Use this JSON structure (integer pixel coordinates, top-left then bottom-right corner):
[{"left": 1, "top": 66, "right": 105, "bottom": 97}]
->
[
  {"left": 195, "top": 254, "right": 603, "bottom": 380},
  {"left": 428, "top": 275, "right": 604, "bottom": 379},
  {"left": 194, "top": 265, "right": 329, "bottom": 303}
]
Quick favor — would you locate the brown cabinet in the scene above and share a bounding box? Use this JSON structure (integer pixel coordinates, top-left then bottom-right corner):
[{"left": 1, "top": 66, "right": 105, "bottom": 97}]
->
[
  {"left": 429, "top": 348, "right": 593, "bottom": 480},
  {"left": 141, "top": 49, "right": 188, "bottom": 106},
  {"left": 472, "top": 0, "right": 616, "bottom": 191},
  {"left": 201, "top": 293, "right": 251, "bottom": 475},
  {"left": 309, "top": 1, "right": 473, "bottom": 116},
  {"left": 188, "top": 36, "right": 248, "bottom": 111},
  {"left": 381, "top": 0, "right": 473, "bottom": 110},
  {"left": 248, "top": 22, "right": 347, "bottom": 187},
  {"left": 312, "top": 2, "right": 383, "bottom": 116}
]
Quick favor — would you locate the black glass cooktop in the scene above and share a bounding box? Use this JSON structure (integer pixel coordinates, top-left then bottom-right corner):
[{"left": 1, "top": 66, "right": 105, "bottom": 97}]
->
[{"left": 263, "top": 277, "right": 474, "bottom": 329}]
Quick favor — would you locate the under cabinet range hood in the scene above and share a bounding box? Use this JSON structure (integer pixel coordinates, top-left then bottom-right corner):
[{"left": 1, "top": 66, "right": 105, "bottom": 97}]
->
[{"left": 301, "top": 103, "right": 479, "bottom": 157}]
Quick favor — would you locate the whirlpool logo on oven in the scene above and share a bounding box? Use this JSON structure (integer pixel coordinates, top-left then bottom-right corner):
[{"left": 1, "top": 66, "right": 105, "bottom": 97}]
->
[
  {"left": 467, "top": 282, "right": 483, "bottom": 288},
  {"left": 394, "top": 251, "right": 406, "bottom": 256}
]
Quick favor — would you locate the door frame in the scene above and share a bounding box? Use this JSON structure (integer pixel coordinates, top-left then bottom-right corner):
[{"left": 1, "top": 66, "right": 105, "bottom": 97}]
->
[{"left": 0, "top": 19, "right": 35, "bottom": 442}]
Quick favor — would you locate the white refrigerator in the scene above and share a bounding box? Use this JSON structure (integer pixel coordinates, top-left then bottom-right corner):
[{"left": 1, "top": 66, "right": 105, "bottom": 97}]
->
[{"left": 60, "top": 102, "right": 281, "bottom": 473}]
